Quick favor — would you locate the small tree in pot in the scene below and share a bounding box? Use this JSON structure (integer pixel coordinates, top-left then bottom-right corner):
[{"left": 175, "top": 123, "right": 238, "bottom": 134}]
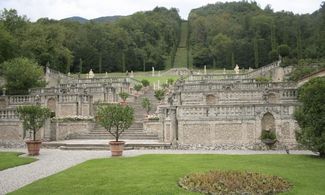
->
[
  {"left": 17, "top": 105, "right": 51, "bottom": 155},
  {"left": 96, "top": 104, "right": 134, "bottom": 156},
  {"left": 141, "top": 97, "right": 151, "bottom": 116},
  {"left": 154, "top": 89, "right": 165, "bottom": 103},
  {"left": 133, "top": 84, "right": 142, "bottom": 96},
  {"left": 118, "top": 92, "right": 129, "bottom": 105}
]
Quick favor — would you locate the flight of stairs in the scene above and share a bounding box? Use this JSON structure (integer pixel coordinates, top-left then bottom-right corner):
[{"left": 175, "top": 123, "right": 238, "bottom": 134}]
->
[{"left": 69, "top": 87, "right": 160, "bottom": 140}]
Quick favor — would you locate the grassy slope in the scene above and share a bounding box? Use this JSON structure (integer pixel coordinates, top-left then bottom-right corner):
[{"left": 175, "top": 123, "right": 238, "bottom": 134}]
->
[
  {"left": 0, "top": 152, "right": 36, "bottom": 171},
  {"left": 174, "top": 22, "right": 189, "bottom": 68},
  {"left": 10, "top": 154, "right": 325, "bottom": 195}
]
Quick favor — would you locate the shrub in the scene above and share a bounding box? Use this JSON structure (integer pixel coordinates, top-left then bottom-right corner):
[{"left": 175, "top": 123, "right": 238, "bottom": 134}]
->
[
  {"left": 154, "top": 89, "right": 165, "bottom": 102},
  {"left": 96, "top": 104, "right": 134, "bottom": 142},
  {"left": 294, "top": 77, "right": 325, "bottom": 157},
  {"left": 261, "top": 130, "right": 276, "bottom": 140},
  {"left": 17, "top": 105, "right": 51, "bottom": 141},
  {"left": 134, "top": 84, "right": 142, "bottom": 92},
  {"left": 141, "top": 79, "right": 150, "bottom": 87},
  {"left": 167, "top": 78, "right": 174, "bottom": 85},
  {"left": 141, "top": 98, "right": 151, "bottom": 115},
  {"left": 118, "top": 92, "right": 129, "bottom": 102},
  {"left": 179, "top": 170, "right": 292, "bottom": 194},
  {"left": 255, "top": 76, "right": 271, "bottom": 83}
]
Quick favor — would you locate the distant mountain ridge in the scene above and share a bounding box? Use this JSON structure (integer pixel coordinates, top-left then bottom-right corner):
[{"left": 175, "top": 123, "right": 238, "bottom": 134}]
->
[{"left": 61, "top": 15, "right": 124, "bottom": 23}]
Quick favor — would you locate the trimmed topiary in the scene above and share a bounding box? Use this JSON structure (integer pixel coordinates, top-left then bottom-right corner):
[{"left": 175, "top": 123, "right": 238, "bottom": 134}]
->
[{"left": 179, "top": 170, "right": 292, "bottom": 194}]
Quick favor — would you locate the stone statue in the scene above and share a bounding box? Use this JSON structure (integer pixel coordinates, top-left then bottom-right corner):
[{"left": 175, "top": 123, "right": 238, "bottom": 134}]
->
[
  {"left": 152, "top": 67, "right": 155, "bottom": 76},
  {"left": 234, "top": 64, "right": 239, "bottom": 74},
  {"left": 89, "top": 69, "right": 94, "bottom": 79}
]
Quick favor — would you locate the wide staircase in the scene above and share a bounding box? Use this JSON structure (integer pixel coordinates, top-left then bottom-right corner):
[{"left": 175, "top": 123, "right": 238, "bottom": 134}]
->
[{"left": 49, "top": 87, "right": 170, "bottom": 150}]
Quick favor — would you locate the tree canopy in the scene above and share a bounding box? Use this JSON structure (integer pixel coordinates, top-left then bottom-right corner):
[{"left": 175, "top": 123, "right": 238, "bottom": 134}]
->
[{"left": 294, "top": 77, "right": 325, "bottom": 157}]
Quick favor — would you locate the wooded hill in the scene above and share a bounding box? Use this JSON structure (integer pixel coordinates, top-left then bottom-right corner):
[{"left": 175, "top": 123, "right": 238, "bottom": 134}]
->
[{"left": 0, "top": 1, "right": 324, "bottom": 74}]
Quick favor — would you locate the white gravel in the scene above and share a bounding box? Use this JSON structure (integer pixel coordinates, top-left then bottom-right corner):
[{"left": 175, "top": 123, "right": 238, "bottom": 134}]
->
[{"left": 0, "top": 148, "right": 315, "bottom": 194}]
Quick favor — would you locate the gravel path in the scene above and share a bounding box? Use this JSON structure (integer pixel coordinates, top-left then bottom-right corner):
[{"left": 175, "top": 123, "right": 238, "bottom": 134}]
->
[{"left": 0, "top": 148, "right": 315, "bottom": 194}]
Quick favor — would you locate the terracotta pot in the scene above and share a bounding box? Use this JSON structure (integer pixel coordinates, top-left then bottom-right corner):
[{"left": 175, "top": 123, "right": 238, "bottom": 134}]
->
[
  {"left": 120, "top": 101, "right": 127, "bottom": 106},
  {"left": 109, "top": 141, "right": 125, "bottom": 156},
  {"left": 26, "top": 140, "right": 42, "bottom": 156}
]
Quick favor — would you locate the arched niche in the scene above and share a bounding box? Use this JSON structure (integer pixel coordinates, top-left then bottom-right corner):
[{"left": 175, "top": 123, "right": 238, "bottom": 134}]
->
[
  {"left": 261, "top": 112, "right": 275, "bottom": 131},
  {"left": 47, "top": 98, "right": 56, "bottom": 117},
  {"left": 206, "top": 94, "right": 217, "bottom": 105}
]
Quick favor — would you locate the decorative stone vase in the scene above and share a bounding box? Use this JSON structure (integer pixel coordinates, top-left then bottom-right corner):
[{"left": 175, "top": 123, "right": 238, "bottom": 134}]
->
[
  {"left": 26, "top": 140, "right": 42, "bottom": 156},
  {"left": 109, "top": 141, "right": 125, "bottom": 156},
  {"left": 262, "top": 139, "right": 277, "bottom": 146}
]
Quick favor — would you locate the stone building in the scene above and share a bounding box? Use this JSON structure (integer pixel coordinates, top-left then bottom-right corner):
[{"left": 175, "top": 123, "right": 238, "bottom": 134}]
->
[{"left": 0, "top": 61, "right": 313, "bottom": 149}]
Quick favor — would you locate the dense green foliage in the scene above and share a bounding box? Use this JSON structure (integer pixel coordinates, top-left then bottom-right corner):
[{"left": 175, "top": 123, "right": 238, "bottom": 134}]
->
[
  {"left": 10, "top": 154, "right": 325, "bottom": 194},
  {"left": 294, "top": 77, "right": 325, "bottom": 157},
  {"left": 0, "top": 152, "right": 36, "bottom": 171},
  {"left": 17, "top": 105, "right": 51, "bottom": 141},
  {"left": 96, "top": 104, "right": 134, "bottom": 141},
  {"left": 188, "top": 1, "right": 325, "bottom": 69},
  {"left": 179, "top": 170, "right": 291, "bottom": 194},
  {"left": 154, "top": 89, "right": 165, "bottom": 101},
  {"left": 0, "top": 7, "right": 181, "bottom": 73},
  {"left": 118, "top": 92, "right": 129, "bottom": 102},
  {"left": 1, "top": 57, "right": 45, "bottom": 94}
]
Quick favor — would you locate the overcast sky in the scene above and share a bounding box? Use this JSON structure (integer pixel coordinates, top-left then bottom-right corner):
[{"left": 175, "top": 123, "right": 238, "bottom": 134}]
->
[{"left": 0, "top": 0, "right": 323, "bottom": 21}]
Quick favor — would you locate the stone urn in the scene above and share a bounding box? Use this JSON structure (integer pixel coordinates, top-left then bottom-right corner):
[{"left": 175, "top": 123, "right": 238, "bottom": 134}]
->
[
  {"left": 25, "top": 140, "right": 42, "bottom": 156},
  {"left": 109, "top": 141, "right": 125, "bottom": 156}
]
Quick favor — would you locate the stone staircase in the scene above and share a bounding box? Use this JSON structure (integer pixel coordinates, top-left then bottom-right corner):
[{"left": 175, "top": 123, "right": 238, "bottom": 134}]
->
[{"left": 69, "top": 87, "right": 160, "bottom": 141}]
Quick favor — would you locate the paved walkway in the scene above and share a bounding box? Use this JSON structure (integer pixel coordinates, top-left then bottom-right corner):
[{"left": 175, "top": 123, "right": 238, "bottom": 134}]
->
[{"left": 0, "top": 148, "right": 315, "bottom": 194}]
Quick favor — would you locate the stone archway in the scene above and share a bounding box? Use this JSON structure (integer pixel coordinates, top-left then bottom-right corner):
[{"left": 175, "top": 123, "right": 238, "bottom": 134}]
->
[
  {"left": 47, "top": 98, "right": 56, "bottom": 117},
  {"left": 261, "top": 112, "right": 275, "bottom": 131},
  {"left": 206, "top": 94, "right": 217, "bottom": 105}
]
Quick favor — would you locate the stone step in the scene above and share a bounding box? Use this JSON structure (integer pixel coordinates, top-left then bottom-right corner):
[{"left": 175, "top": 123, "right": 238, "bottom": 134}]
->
[
  {"left": 69, "top": 134, "right": 159, "bottom": 140},
  {"left": 43, "top": 141, "right": 172, "bottom": 150}
]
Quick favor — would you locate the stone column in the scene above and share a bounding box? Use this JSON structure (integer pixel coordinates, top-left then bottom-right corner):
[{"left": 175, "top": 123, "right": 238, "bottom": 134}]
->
[{"left": 170, "top": 107, "right": 178, "bottom": 145}]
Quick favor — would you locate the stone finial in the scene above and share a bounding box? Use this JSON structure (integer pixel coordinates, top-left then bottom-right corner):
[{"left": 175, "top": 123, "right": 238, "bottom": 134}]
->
[
  {"left": 234, "top": 64, "right": 240, "bottom": 74},
  {"left": 89, "top": 69, "right": 94, "bottom": 79}
]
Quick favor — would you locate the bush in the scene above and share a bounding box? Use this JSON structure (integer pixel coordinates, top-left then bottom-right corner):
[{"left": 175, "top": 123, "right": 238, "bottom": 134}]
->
[
  {"left": 141, "top": 98, "right": 151, "bottom": 115},
  {"left": 17, "top": 105, "right": 51, "bottom": 141},
  {"left": 141, "top": 79, "right": 150, "bottom": 87},
  {"left": 255, "top": 76, "right": 271, "bottom": 83},
  {"left": 2, "top": 57, "right": 46, "bottom": 95},
  {"left": 179, "top": 170, "right": 292, "bottom": 194},
  {"left": 167, "top": 78, "right": 174, "bottom": 85},
  {"left": 294, "top": 77, "right": 325, "bottom": 157},
  {"left": 133, "top": 84, "right": 142, "bottom": 92},
  {"left": 154, "top": 89, "right": 165, "bottom": 101},
  {"left": 118, "top": 92, "right": 129, "bottom": 102},
  {"left": 261, "top": 130, "right": 276, "bottom": 140},
  {"left": 96, "top": 104, "right": 134, "bottom": 142}
]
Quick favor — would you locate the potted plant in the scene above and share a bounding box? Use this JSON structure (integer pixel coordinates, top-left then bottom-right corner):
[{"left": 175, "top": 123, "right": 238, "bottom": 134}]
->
[
  {"left": 141, "top": 79, "right": 150, "bottom": 91},
  {"left": 154, "top": 89, "right": 165, "bottom": 103},
  {"left": 118, "top": 92, "right": 129, "bottom": 105},
  {"left": 141, "top": 97, "right": 151, "bottom": 117},
  {"left": 17, "top": 105, "right": 51, "bottom": 156},
  {"left": 133, "top": 84, "right": 143, "bottom": 96},
  {"left": 96, "top": 104, "right": 134, "bottom": 156},
  {"left": 261, "top": 130, "right": 277, "bottom": 146}
]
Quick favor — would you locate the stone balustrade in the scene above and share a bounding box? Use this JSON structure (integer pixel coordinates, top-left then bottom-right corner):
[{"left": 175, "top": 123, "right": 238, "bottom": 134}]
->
[
  {"left": 8, "top": 95, "right": 36, "bottom": 105},
  {"left": 176, "top": 104, "right": 293, "bottom": 120},
  {"left": 59, "top": 94, "right": 91, "bottom": 103},
  {"left": 181, "top": 81, "right": 297, "bottom": 92},
  {"left": 0, "top": 108, "right": 18, "bottom": 120}
]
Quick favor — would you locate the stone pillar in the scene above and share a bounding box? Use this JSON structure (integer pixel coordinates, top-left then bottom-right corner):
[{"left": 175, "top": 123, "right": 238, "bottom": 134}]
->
[{"left": 170, "top": 107, "right": 178, "bottom": 145}]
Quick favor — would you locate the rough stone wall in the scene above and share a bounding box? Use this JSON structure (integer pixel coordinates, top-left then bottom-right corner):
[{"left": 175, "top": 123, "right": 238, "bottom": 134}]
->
[
  {"left": 51, "top": 121, "right": 94, "bottom": 140},
  {"left": 143, "top": 121, "right": 163, "bottom": 140},
  {"left": 0, "top": 121, "right": 24, "bottom": 147}
]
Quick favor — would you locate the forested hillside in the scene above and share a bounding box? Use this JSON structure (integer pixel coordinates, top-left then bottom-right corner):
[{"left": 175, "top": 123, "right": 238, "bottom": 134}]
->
[
  {"left": 0, "top": 7, "right": 181, "bottom": 73},
  {"left": 189, "top": 1, "right": 325, "bottom": 69},
  {"left": 0, "top": 1, "right": 324, "bottom": 74}
]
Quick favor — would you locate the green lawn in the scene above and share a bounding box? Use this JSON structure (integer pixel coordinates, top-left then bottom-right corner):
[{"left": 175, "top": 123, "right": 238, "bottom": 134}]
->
[
  {"left": 135, "top": 75, "right": 180, "bottom": 85},
  {"left": 0, "top": 152, "right": 36, "bottom": 171},
  {"left": 10, "top": 154, "right": 325, "bottom": 195}
]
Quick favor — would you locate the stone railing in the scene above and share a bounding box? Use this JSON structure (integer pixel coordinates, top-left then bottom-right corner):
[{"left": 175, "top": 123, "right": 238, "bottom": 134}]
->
[
  {"left": 0, "top": 108, "right": 18, "bottom": 120},
  {"left": 246, "top": 61, "right": 280, "bottom": 78},
  {"left": 181, "top": 81, "right": 297, "bottom": 92},
  {"left": 8, "top": 95, "right": 36, "bottom": 105},
  {"left": 59, "top": 94, "right": 91, "bottom": 103},
  {"left": 176, "top": 103, "right": 294, "bottom": 120},
  {"left": 188, "top": 73, "right": 248, "bottom": 81}
]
